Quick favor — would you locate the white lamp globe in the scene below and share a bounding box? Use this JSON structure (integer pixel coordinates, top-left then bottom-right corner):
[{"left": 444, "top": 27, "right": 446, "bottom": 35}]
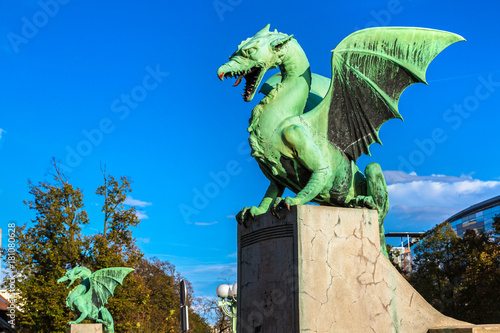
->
[
  {"left": 216, "top": 284, "right": 230, "bottom": 298},
  {"left": 232, "top": 283, "right": 237, "bottom": 297}
]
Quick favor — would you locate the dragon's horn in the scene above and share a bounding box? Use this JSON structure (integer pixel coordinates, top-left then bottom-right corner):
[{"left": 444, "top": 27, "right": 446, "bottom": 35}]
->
[
  {"left": 256, "top": 24, "right": 271, "bottom": 36},
  {"left": 271, "top": 34, "right": 294, "bottom": 50}
]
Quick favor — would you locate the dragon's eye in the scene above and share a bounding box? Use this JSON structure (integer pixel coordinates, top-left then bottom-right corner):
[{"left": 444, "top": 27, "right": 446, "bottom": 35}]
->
[{"left": 243, "top": 47, "right": 257, "bottom": 57}]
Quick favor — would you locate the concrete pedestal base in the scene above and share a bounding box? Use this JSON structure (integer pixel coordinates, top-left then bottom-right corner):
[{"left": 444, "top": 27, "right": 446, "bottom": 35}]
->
[
  {"left": 67, "top": 323, "right": 102, "bottom": 333},
  {"left": 237, "top": 205, "right": 468, "bottom": 333}
]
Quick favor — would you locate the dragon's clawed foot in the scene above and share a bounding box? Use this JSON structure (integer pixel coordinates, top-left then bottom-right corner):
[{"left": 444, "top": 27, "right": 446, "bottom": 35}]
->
[
  {"left": 349, "top": 196, "right": 376, "bottom": 209},
  {"left": 271, "top": 197, "right": 299, "bottom": 218},
  {"left": 236, "top": 206, "right": 265, "bottom": 226}
]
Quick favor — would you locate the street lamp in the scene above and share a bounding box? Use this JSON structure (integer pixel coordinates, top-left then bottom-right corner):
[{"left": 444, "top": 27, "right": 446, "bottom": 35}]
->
[{"left": 216, "top": 283, "right": 237, "bottom": 332}]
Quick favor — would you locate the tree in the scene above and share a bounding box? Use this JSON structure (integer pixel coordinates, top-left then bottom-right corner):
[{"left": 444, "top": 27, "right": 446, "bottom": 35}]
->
[
  {"left": 131, "top": 258, "right": 212, "bottom": 333},
  {"left": 197, "top": 296, "right": 232, "bottom": 333},
  {"left": 86, "top": 167, "right": 149, "bottom": 332},
  {"left": 493, "top": 214, "right": 500, "bottom": 236},
  {"left": 410, "top": 222, "right": 500, "bottom": 324},
  {"left": 4, "top": 161, "right": 211, "bottom": 332},
  {"left": 5, "top": 162, "right": 91, "bottom": 332},
  {"left": 452, "top": 229, "right": 500, "bottom": 323},
  {"left": 410, "top": 223, "right": 461, "bottom": 315}
]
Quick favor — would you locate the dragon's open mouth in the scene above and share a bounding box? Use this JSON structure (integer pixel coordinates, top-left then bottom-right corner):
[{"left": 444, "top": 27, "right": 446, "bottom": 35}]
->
[{"left": 224, "top": 66, "right": 263, "bottom": 102}]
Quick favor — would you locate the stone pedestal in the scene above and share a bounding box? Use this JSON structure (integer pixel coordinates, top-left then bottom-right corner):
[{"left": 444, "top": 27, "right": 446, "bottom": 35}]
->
[
  {"left": 429, "top": 325, "right": 500, "bottom": 333},
  {"left": 237, "top": 205, "right": 468, "bottom": 333},
  {"left": 67, "top": 323, "right": 102, "bottom": 333}
]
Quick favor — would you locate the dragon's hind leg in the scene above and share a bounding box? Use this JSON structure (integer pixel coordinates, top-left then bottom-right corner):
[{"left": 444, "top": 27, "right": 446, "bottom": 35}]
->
[
  {"left": 98, "top": 308, "right": 114, "bottom": 333},
  {"left": 365, "top": 163, "right": 389, "bottom": 259}
]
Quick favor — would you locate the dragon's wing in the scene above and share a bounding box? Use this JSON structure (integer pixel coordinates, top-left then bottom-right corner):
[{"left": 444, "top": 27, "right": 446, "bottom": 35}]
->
[
  {"left": 318, "top": 27, "right": 464, "bottom": 161},
  {"left": 89, "top": 267, "right": 135, "bottom": 309}
]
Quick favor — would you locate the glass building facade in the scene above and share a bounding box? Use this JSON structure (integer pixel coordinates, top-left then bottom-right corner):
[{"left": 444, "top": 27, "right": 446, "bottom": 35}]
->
[{"left": 448, "top": 195, "right": 500, "bottom": 237}]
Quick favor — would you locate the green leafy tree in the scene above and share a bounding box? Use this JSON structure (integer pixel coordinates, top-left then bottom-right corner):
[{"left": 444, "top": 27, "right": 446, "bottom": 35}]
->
[
  {"left": 4, "top": 162, "right": 91, "bottom": 332},
  {"left": 86, "top": 167, "right": 149, "bottom": 332},
  {"left": 4, "top": 162, "right": 211, "bottom": 332},
  {"left": 452, "top": 229, "right": 500, "bottom": 322},
  {"left": 410, "top": 223, "right": 461, "bottom": 315},
  {"left": 410, "top": 222, "right": 500, "bottom": 323},
  {"left": 131, "top": 258, "right": 212, "bottom": 333},
  {"left": 493, "top": 214, "right": 500, "bottom": 236}
]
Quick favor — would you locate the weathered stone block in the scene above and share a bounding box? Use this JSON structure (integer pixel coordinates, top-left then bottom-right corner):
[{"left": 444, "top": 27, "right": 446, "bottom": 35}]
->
[
  {"left": 67, "top": 323, "right": 102, "bottom": 333},
  {"left": 237, "top": 205, "right": 468, "bottom": 333},
  {"left": 429, "top": 325, "right": 500, "bottom": 333}
]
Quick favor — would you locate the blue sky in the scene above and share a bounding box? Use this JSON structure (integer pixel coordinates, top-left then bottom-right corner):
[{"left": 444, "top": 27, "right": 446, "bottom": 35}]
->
[{"left": 1, "top": 0, "right": 500, "bottom": 298}]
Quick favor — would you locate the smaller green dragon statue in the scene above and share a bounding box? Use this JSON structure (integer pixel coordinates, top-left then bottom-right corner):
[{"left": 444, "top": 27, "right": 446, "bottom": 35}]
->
[{"left": 57, "top": 266, "right": 134, "bottom": 333}]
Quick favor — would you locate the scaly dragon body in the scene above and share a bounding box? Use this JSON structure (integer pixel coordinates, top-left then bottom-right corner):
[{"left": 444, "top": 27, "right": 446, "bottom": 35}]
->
[
  {"left": 217, "top": 25, "right": 463, "bottom": 257},
  {"left": 246, "top": 39, "right": 357, "bottom": 208}
]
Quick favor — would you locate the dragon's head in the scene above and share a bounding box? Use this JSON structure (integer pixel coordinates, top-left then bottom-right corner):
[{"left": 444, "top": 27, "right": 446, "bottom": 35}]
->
[
  {"left": 57, "top": 266, "right": 92, "bottom": 289},
  {"left": 217, "top": 24, "right": 294, "bottom": 102}
]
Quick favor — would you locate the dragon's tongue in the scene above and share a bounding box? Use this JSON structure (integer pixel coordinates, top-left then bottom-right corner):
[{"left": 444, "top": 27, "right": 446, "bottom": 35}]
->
[{"left": 233, "top": 74, "right": 244, "bottom": 87}]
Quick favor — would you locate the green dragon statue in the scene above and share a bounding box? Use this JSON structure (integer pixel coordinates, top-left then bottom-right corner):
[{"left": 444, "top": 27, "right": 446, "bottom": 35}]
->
[
  {"left": 217, "top": 24, "right": 463, "bottom": 257},
  {"left": 57, "top": 266, "right": 134, "bottom": 333}
]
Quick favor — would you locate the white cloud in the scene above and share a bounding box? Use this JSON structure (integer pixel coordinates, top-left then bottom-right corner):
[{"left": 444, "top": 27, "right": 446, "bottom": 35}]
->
[
  {"left": 137, "top": 237, "right": 150, "bottom": 244},
  {"left": 383, "top": 170, "right": 472, "bottom": 185},
  {"left": 388, "top": 178, "right": 500, "bottom": 209},
  {"left": 135, "top": 210, "right": 149, "bottom": 220},
  {"left": 195, "top": 221, "right": 218, "bottom": 226},
  {"left": 125, "top": 196, "right": 151, "bottom": 219},
  {"left": 84, "top": 226, "right": 101, "bottom": 233},
  {"left": 384, "top": 171, "right": 500, "bottom": 228},
  {"left": 124, "top": 196, "right": 152, "bottom": 207},
  {"left": 226, "top": 252, "right": 237, "bottom": 259},
  {"left": 146, "top": 253, "right": 178, "bottom": 258},
  {"left": 226, "top": 215, "right": 235, "bottom": 219},
  {"left": 177, "top": 262, "right": 238, "bottom": 299},
  {"left": 185, "top": 263, "right": 237, "bottom": 276},
  {"left": 0, "top": 128, "right": 6, "bottom": 140}
]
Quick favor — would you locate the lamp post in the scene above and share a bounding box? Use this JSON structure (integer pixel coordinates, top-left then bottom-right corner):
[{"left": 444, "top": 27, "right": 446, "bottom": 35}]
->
[{"left": 216, "top": 283, "right": 237, "bottom": 332}]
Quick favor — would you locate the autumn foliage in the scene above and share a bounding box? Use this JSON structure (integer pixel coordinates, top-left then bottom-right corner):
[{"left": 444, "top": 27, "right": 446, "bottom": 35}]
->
[
  {"left": 410, "top": 219, "right": 500, "bottom": 324},
  {"left": 4, "top": 162, "right": 211, "bottom": 333}
]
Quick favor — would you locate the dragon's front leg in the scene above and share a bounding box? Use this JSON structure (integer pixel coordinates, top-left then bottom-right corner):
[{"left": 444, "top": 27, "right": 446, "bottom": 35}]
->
[
  {"left": 236, "top": 181, "right": 284, "bottom": 226},
  {"left": 68, "top": 310, "right": 88, "bottom": 325},
  {"left": 272, "top": 125, "right": 331, "bottom": 212}
]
